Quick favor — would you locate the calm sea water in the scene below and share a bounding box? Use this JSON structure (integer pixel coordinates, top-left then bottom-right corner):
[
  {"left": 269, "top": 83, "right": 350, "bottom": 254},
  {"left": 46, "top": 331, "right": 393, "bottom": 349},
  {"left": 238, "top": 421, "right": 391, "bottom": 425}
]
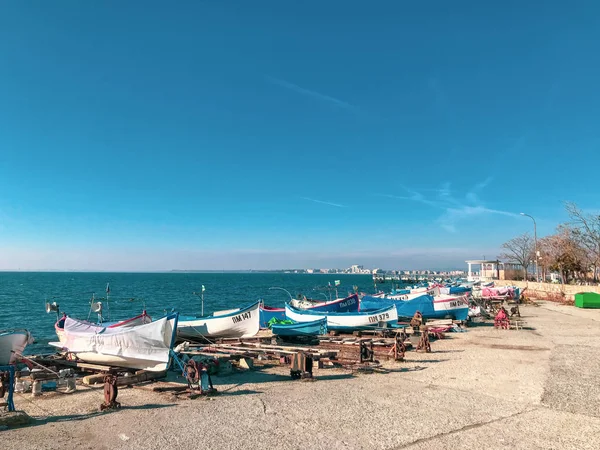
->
[{"left": 0, "top": 272, "right": 374, "bottom": 354}]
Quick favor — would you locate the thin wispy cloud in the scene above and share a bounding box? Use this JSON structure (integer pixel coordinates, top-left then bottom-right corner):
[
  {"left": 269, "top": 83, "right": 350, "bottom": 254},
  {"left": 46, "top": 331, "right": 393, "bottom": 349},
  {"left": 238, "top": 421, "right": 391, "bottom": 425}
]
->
[
  {"left": 466, "top": 176, "right": 493, "bottom": 204},
  {"left": 266, "top": 76, "right": 355, "bottom": 110},
  {"left": 380, "top": 179, "right": 519, "bottom": 232},
  {"left": 300, "top": 197, "right": 347, "bottom": 208},
  {"left": 378, "top": 189, "right": 438, "bottom": 208}
]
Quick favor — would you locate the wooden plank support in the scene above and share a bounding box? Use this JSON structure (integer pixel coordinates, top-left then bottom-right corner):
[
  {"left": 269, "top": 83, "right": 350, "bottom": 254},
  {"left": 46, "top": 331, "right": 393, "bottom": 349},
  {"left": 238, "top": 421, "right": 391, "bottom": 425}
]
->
[{"left": 82, "top": 370, "right": 167, "bottom": 386}]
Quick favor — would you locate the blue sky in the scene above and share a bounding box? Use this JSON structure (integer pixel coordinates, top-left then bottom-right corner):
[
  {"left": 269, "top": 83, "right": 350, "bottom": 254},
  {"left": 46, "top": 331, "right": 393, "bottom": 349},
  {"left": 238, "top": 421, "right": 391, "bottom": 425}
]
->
[{"left": 1, "top": 1, "right": 599, "bottom": 271}]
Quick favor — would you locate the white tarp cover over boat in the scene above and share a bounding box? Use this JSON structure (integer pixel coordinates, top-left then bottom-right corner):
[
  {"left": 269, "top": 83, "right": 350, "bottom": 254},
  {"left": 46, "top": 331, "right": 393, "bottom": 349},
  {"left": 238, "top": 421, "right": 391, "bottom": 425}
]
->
[
  {"left": 0, "top": 329, "right": 33, "bottom": 365},
  {"left": 177, "top": 301, "right": 260, "bottom": 340},
  {"left": 49, "top": 314, "right": 178, "bottom": 372},
  {"left": 55, "top": 312, "right": 152, "bottom": 345}
]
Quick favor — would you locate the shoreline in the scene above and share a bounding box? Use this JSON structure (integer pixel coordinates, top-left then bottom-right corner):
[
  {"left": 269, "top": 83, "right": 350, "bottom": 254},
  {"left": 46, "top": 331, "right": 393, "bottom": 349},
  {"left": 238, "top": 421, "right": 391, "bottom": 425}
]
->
[{"left": 4, "top": 301, "right": 600, "bottom": 449}]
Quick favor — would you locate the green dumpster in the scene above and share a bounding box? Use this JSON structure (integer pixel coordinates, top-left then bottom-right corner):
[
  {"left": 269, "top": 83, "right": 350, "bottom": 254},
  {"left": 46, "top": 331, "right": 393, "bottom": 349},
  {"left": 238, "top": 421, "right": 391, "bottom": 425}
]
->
[{"left": 574, "top": 292, "right": 600, "bottom": 308}]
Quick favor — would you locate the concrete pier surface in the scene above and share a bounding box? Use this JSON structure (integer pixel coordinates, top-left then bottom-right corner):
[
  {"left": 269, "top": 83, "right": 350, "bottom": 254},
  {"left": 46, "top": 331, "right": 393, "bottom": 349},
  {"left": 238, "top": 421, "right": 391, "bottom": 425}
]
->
[{"left": 4, "top": 301, "right": 600, "bottom": 449}]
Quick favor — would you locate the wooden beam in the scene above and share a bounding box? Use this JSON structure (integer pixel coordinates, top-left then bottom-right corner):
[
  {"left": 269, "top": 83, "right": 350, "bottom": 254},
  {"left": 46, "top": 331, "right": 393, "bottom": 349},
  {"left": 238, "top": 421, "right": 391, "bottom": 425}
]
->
[{"left": 82, "top": 370, "right": 166, "bottom": 386}]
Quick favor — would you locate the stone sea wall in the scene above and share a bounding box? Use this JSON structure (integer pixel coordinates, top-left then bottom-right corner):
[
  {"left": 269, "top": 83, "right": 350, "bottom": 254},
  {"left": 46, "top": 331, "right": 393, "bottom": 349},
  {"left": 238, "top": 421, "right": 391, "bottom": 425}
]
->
[{"left": 495, "top": 280, "right": 600, "bottom": 304}]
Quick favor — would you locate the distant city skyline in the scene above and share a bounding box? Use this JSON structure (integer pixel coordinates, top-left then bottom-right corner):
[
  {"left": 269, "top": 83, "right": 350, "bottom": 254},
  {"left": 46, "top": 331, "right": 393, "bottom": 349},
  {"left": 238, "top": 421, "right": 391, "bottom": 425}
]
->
[
  {"left": 1, "top": 2, "right": 598, "bottom": 271},
  {"left": 0, "top": 246, "right": 500, "bottom": 272}
]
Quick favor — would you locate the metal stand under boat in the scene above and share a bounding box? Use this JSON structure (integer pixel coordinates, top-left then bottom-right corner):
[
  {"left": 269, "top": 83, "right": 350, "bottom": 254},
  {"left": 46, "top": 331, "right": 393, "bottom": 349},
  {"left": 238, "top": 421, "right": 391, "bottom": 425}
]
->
[
  {"left": 0, "top": 365, "right": 16, "bottom": 412},
  {"left": 100, "top": 374, "right": 121, "bottom": 411}
]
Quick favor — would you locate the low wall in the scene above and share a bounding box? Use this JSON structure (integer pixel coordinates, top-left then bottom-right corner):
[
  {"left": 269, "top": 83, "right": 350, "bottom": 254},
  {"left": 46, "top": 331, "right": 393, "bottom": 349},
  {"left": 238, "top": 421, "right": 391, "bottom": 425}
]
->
[{"left": 495, "top": 280, "right": 600, "bottom": 304}]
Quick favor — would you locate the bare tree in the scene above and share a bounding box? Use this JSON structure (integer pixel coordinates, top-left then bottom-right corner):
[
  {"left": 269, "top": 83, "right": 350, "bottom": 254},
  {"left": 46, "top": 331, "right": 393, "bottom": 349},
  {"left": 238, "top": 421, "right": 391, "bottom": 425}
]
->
[
  {"left": 543, "top": 226, "right": 588, "bottom": 284},
  {"left": 499, "top": 233, "right": 534, "bottom": 280},
  {"left": 537, "top": 235, "right": 553, "bottom": 281},
  {"left": 565, "top": 202, "right": 600, "bottom": 281}
]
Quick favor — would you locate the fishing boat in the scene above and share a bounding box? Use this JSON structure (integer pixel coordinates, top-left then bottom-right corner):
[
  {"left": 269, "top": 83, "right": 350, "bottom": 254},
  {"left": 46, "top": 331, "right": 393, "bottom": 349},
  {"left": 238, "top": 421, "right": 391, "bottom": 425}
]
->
[
  {"left": 260, "top": 293, "right": 359, "bottom": 328},
  {"left": 441, "top": 286, "right": 472, "bottom": 295},
  {"left": 481, "top": 286, "right": 520, "bottom": 300},
  {"left": 0, "top": 329, "right": 34, "bottom": 365},
  {"left": 259, "top": 305, "right": 286, "bottom": 328},
  {"left": 54, "top": 311, "right": 152, "bottom": 344},
  {"left": 48, "top": 313, "right": 178, "bottom": 372},
  {"left": 284, "top": 304, "right": 398, "bottom": 331},
  {"left": 386, "top": 287, "right": 435, "bottom": 301},
  {"left": 290, "top": 293, "right": 360, "bottom": 312},
  {"left": 177, "top": 301, "right": 260, "bottom": 340},
  {"left": 271, "top": 318, "right": 328, "bottom": 337},
  {"left": 360, "top": 294, "right": 469, "bottom": 321}
]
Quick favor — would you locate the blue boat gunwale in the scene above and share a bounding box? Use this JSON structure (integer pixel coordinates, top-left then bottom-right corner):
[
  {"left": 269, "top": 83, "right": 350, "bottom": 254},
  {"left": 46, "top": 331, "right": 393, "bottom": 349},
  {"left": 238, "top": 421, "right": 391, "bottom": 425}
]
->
[
  {"left": 285, "top": 303, "right": 394, "bottom": 316},
  {"left": 178, "top": 301, "right": 260, "bottom": 322}
]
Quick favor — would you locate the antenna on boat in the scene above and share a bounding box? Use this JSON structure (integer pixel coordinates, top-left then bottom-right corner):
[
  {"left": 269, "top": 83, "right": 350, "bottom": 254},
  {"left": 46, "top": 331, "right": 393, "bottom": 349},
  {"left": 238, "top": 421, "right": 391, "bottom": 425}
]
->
[
  {"left": 334, "top": 280, "right": 340, "bottom": 299},
  {"left": 268, "top": 286, "right": 293, "bottom": 302},
  {"left": 90, "top": 292, "right": 105, "bottom": 324},
  {"left": 105, "top": 283, "right": 111, "bottom": 321},
  {"left": 313, "top": 291, "right": 329, "bottom": 301},
  {"left": 193, "top": 285, "right": 206, "bottom": 316}
]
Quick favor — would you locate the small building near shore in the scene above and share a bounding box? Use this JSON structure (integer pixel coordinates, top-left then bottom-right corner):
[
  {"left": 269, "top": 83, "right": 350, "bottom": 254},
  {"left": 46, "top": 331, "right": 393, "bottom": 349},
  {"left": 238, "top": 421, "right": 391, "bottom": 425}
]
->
[{"left": 466, "top": 259, "right": 524, "bottom": 282}]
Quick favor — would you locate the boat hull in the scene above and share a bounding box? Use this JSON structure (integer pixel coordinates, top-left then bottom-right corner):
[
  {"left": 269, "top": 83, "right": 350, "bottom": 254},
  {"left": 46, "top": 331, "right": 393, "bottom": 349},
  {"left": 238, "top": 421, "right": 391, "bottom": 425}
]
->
[
  {"left": 0, "top": 330, "right": 32, "bottom": 365},
  {"left": 272, "top": 319, "right": 327, "bottom": 337},
  {"left": 259, "top": 306, "right": 286, "bottom": 329},
  {"left": 361, "top": 294, "right": 470, "bottom": 321},
  {"left": 49, "top": 314, "right": 178, "bottom": 372},
  {"left": 290, "top": 294, "right": 360, "bottom": 312},
  {"left": 55, "top": 312, "right": 152, "bottom": 345},
  {"left": 284, "top": 304, "right": 398, "bottom": 331},
  {"left": 178, "top": 301, "right": 260, "bottom": 340}
]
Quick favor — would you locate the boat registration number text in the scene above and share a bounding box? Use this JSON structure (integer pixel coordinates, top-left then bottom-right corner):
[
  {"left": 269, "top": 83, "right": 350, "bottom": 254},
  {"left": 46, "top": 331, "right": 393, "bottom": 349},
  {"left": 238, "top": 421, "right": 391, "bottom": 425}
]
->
[
  {"left": 232, "top": 312, "right": 252, "bottom": 324},
  {"left": 368, "top": 312, "right": 390, "bottom": 323},
  {"left": 339, "top": 297, "right": 357, "bottom": 308},
  {"left": 449, "top": 299, "right": 467, "bottom": 308}
]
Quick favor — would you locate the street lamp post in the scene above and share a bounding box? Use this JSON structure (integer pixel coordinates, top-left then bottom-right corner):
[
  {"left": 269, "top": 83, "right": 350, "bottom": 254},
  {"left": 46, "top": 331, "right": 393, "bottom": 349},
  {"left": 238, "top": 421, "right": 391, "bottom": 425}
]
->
[{"left": 520, "top": 212, "right": 539, "bottom": 282}]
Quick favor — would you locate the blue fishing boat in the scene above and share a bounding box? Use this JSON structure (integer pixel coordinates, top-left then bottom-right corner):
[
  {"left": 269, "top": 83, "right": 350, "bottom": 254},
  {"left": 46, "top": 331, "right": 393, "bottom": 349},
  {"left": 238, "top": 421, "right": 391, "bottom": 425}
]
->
[
  {"left": 361, "top": 294, "right": 469, "bottom": 321},
  {"left": 272, "top": 318, "right": 328, "bottom": 337},
  {"left": 261, "top": 293, "right": 360, "bottom": 328},
  {"left": 444, "top": 286, "right": 472, "bottom": 295}
]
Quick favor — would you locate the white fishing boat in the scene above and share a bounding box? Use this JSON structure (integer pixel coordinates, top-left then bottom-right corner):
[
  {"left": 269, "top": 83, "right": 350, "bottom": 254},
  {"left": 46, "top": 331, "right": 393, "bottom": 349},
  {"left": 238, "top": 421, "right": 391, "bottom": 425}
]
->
[
  {"left": 431, "top": 294, "right": 470, "bottom": 320},
  {"left": 289, "top": 294, "right": 360, "bottom": 312},
  {"left": 49, "top": 313, "right": 178, "bottom": 372},
  {"left": 177, "top": 301, "right": 260, "bottom": 340},
  {"left": 0, "top": 329, "right": 34, "bottom": 365},
  {"left": 284, "top": 304, "right": 398, "bottom": 331},
  {"left": 54, "top": 311, "right": 152, "bottom": 344}
]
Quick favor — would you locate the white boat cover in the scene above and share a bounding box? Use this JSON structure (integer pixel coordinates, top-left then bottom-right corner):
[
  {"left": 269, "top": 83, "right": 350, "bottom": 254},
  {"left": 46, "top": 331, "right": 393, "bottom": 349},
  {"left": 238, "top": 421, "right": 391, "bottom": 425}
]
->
[
  {"left": 55, "top": 313, "right": 152, "bottom": 344},
  {"left": 49, "top": 314, "right": 178, "bottom": 372}
]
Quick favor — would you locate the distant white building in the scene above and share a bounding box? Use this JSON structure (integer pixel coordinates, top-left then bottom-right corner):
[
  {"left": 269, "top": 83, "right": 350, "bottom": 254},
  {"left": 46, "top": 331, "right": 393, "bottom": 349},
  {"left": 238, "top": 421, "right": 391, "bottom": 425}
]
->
[{"left": 350, "top": 264, "right": 364, "bottom": 274}]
